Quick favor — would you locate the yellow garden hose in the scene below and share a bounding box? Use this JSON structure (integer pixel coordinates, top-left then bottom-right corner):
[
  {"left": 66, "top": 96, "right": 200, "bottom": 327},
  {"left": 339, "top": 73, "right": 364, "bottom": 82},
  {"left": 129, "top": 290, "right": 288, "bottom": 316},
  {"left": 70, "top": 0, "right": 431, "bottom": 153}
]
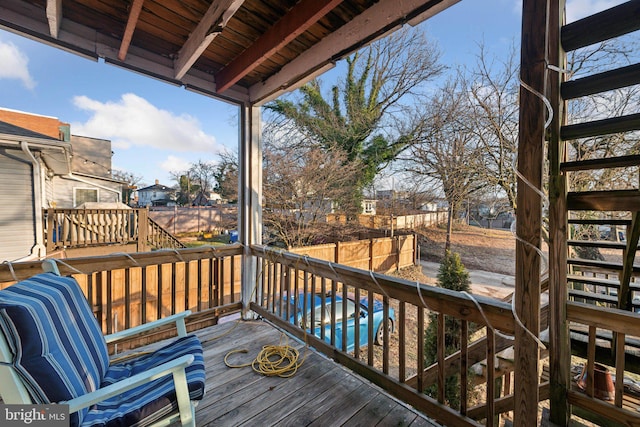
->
[{"left": 224, "top": 333, "right": 306, "bottom": 378}]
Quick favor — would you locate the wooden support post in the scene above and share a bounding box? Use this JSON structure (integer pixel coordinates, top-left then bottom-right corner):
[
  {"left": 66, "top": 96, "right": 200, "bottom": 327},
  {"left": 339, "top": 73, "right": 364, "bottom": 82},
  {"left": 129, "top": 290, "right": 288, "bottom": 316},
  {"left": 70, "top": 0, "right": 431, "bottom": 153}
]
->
[
  {"left": 547, "top": 0, "right": 571, "bottom": 424},
  {"left": 240, "top": 102, "right": 263, "bottom": 319},
  {"left": 514, "top": 0, "right": 547, "bottom": 424}
]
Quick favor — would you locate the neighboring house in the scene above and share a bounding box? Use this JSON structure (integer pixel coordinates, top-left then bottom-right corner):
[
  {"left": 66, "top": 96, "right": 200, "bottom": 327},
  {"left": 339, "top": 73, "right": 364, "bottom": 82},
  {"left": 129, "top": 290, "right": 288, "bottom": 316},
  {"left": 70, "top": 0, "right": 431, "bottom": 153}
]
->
[
  {"left": 362, "top": 199, "right": 376, "bottom": 215},
  {"left": 0, "top": 108, "right": 126, "bottom": 262},
  {"left": 0, "top": 108, "right": 124, "bottom": 208},
  {"left": 192, "top": 191, "right": 223, "bottom": 206},
  {"left": 420, "top": 202, "right": 438, "bottom": 212},
  {"left": 138, "top": 180, "right": 177, "bottom": 206},
  {"left": 51, "top": 134, "right": 123, "bottom": 208},
  {"left": 0, "top": 120, "right": 72, "bottom": 262}
]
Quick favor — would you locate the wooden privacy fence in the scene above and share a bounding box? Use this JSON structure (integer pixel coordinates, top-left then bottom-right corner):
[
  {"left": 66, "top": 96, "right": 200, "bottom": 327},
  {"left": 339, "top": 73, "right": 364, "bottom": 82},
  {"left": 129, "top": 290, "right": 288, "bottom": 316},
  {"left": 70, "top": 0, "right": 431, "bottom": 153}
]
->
[
  {"left": 356, "top": 211, "right": 448, "bottom": 230},
  {"left": 289, "top": 234, "right": 417, "bottom": 274},
  {"left": 148, "top": 205, "right": 237, "bottom": 234}
]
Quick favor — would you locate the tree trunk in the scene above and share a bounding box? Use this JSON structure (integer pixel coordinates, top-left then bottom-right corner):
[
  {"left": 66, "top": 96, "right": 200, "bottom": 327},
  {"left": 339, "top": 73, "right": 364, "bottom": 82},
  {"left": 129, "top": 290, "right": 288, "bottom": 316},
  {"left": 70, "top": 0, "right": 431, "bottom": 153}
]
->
[{"left": 445, "top": 204, "right": 453, "bottom": 253}]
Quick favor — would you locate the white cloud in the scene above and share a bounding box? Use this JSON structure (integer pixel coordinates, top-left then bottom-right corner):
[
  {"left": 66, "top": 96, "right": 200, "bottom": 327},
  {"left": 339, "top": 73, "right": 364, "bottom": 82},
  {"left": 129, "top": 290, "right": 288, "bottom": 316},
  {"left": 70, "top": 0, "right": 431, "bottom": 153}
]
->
[
  {"left": 71, "top": 93, "right": 220, "bottom": 153},
  {"left": 0, "top": 40, "right": 36, "bottom": 89},
  {"left": 566, "top": 0, "right": 627, "bottom": 22},
  {"left": 159, "top": 155, "right": 192, "bottom": 175}
]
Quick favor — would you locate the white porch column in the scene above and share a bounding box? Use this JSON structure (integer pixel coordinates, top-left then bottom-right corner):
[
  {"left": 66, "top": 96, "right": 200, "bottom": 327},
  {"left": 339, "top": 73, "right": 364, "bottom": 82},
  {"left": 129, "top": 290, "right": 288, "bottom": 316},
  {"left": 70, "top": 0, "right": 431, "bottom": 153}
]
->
[{"left": 239, "top": 102, "right": 262, "bottom": 319}]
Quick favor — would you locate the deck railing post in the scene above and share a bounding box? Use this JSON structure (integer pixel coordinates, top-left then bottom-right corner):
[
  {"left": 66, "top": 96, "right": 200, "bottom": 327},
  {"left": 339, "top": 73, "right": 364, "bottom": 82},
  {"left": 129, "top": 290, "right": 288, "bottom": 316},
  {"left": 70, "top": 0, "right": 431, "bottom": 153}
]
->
[{"left": 138, "top": 208, "right": 148, "bottom": 252}]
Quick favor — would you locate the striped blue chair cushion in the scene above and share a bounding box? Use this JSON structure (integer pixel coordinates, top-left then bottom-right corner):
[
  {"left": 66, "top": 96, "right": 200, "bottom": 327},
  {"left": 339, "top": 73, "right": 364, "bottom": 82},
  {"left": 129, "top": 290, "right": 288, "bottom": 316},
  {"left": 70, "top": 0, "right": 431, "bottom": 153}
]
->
[
  {"left": 81, "top": 334, "right": 206, "bottom": 427},
  {"left": 0, "top": 273, "right": 109, "bottom": 426}
]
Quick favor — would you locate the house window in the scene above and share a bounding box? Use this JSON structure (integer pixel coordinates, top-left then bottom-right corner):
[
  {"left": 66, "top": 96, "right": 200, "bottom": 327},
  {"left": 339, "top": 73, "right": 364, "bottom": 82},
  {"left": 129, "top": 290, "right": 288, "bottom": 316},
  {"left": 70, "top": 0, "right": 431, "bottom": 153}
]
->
[{"left": 74, "top": 188, "right": 98, "bottom": 207}]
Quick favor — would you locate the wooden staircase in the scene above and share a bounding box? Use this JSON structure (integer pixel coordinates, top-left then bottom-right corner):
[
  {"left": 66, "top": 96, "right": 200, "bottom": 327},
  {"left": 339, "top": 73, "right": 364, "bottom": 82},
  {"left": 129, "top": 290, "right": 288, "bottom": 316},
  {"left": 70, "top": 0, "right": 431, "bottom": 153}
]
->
[{"left": 547, "top": 2, "right": 640, "bottom": 425}]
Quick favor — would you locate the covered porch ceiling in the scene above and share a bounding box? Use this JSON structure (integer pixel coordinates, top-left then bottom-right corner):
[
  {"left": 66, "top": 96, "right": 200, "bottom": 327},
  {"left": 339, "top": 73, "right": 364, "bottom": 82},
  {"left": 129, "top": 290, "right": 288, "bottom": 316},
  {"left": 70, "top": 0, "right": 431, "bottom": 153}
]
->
[{"left": 0, "top": 0, "right": 459, "bottom": 106}]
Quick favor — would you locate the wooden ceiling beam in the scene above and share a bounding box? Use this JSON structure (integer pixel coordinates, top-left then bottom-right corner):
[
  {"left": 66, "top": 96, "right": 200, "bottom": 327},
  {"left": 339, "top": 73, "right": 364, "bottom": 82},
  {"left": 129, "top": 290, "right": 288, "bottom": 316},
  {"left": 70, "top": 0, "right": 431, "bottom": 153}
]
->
[
  {"left": 118, "top": 0, "right": 145, "bottom": 61},
  {"left": 46, "top": 0, "right": 62, "bottom": 38},
  {"left": 215, "top": 0, "right": 344, "bottom": 93},
  {"left": 174, "top": 0, "right": 245, "bottom": 81},
  {"left": 249, "top": 0, "right": 459, "bottom": 104}
]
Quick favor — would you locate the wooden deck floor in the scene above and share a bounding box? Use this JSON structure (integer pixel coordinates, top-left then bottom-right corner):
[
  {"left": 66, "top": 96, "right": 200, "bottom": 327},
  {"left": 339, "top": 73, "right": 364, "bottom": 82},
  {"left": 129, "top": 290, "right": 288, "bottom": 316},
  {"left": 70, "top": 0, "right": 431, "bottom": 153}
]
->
[{"left": 181, "top": 318, "right": 440, "bottom": 426}]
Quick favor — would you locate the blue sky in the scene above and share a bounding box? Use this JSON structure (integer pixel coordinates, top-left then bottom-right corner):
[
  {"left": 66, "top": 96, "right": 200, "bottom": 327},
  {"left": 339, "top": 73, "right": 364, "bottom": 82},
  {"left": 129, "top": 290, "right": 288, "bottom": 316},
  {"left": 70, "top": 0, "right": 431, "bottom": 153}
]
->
[{"left": 0, "top": 0, "right": 623, "bottom": 187}]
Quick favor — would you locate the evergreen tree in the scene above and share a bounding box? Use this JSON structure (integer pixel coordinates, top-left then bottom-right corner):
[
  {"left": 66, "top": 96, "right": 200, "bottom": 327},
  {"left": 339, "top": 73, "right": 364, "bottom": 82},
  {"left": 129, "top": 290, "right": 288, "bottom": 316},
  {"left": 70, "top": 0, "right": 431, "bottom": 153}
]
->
[
  {"left": 265, "top": 26, "right": 443, "bottom": 217},
  {"left": 423, "top": 251, "right": 472, "bottom": 408}
]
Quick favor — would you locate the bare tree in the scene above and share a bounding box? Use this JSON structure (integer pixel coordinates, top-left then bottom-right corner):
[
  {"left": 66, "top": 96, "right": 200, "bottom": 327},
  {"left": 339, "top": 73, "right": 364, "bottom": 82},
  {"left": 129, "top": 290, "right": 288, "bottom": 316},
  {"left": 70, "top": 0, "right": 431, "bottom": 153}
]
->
[
  {"left": 403, "top": 79, "right": 484, "bottom": 251},
  {"left": 463, "top": 43, "right": 520, "bottom": 210},
  {"left": 263, "top": 143, "right": 362, "bottom": 248},
  {"left": 213, "top": 150, "right": 239, "bottom": 203},
  {"left": 111, "top": 169, "right": 143, "bottom": 205},
  {"left": 188, "top": 160, "right": 217, "bottom": 204}
]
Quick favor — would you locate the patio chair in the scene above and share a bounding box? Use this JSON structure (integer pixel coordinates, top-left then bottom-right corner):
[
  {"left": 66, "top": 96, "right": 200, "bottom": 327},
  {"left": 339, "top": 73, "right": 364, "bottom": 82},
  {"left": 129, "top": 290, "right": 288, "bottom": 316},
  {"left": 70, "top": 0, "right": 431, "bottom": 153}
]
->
[{"left": 0, "top": 266, "right": 205, "bottom": 427}]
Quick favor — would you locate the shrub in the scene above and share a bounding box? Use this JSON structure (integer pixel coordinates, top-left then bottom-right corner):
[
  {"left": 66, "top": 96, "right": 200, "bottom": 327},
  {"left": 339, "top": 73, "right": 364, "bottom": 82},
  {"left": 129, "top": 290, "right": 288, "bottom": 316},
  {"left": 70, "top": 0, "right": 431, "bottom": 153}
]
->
[{"left": 424, "top": 250, "right": 472, "bottom": 409}]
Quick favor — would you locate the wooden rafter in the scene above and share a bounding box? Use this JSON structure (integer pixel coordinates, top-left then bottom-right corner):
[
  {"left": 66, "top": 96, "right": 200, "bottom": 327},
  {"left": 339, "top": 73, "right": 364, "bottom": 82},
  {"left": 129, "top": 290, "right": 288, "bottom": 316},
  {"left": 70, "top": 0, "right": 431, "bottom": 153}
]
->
[
  {"left": 118, "top": 0, "right": 144, "bottom": 62},
  {"left": 249, "top": 0, "right": 459, "bottom": 104},
  {"left": 215, "top": 0, "right": 344, "bottom": 93},
  {"left": 46, "top": 0, "right": 62, "bottom": 38},
  {"left": 175, "top": 0, "right": 245, "bottom": 80}
]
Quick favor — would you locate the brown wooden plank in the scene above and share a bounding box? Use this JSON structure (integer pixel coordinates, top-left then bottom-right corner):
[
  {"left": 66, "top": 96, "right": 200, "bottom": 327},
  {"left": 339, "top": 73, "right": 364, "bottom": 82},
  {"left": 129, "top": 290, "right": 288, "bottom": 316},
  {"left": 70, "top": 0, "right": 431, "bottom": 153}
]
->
[
  {"left": 562, "top": 63, "right": 640, "bottom": 100},
  {"left": 273, "top": 369, "right": 364, "bottom": 427},
  {"left": 567, "top": 189, "right": 640, "bottom": 211},
  {"left": 306, "top": 386, "right": 377, "bottom": 426},
  {"left": 561, "top": 113, "right": 640, "bottom": 141},
  {"left": 516, "top": 1, "right": 545, "bottom": 424},
  {"left": 209, "top": 361, "right": 329, "bottom": 426},
  {"left": 567, "top": 302, "right": 640, "bottom": 337},
  {"left": 377, "top": 403, "right": 419, "bottom": 426},
  {"left": 561, "top": 154, "right": 640, "bottom": 172},
  {"left": 215, "top": 0, "right": 344, "bottom": 92},
  {"left": 568, "top": 390, "right": 640, "bottom": 426},
  {"left": 249, "top": 370, "right": 353, "bottom": 425},
  {"left": 567, "top": 239, "right": 626, "bottom": 250},
  {"left": 341, "top": 392, "right": 397, "bottom": 426},
  {"left": 561, "top": 1, "right": 640, "bottom": 52}
]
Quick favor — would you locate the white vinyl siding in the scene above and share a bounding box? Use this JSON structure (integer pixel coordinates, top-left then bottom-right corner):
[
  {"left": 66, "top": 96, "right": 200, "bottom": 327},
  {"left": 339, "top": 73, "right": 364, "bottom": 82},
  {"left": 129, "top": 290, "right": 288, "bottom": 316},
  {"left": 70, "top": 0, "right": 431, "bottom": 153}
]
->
[{"left": 0, "top": 149, "right": 35, "bottom": 262}]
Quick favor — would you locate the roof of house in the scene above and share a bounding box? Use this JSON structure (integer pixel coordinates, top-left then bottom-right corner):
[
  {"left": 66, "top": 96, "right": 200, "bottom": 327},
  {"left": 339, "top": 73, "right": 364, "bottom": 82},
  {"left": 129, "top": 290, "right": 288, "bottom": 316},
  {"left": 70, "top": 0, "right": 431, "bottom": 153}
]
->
[
  {"left": 0, "top": 120, "right": 72, "bottom": 174},
  {"left": 0, "top": 120, "right": 61, "bottom": 142},
  {"left": 138, "top": 183, "right": 174, "bottom": 192}
]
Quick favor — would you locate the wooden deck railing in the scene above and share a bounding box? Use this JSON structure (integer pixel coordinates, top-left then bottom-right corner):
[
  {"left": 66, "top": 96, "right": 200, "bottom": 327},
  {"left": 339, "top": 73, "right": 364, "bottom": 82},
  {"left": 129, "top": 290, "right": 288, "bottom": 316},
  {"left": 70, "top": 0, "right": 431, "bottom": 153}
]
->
[
  {"left": 44, "top": 208, "right": 185, "bottom": 253},
  {"left": 0, "top": 245, "right": 555, "bottom": 424},
  {"left": 249, "top": 245, "right": 543, "bottom": 427},
  {"left": 0, "top": 244, "right": 243, "bottom": 350},
  {"left": 45, "top": 208, "right": 143, "bottom": 251},
  {"left": 567, "top": 302, "right": 640, "bottom": 425},
  {"left": 147, "top": 216, "right": 186, "bottom": 249}
]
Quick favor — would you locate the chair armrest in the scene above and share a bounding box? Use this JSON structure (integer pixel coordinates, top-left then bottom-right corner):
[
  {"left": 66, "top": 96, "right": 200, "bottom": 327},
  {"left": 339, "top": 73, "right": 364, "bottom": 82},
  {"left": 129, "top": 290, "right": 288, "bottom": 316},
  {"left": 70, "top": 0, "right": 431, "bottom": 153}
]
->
[
  {"left": 65, "top": 354, "right": 194, "bottom": 413},
  {"left": 104, "top": 310, "right": 191, "bottom": 344}
]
